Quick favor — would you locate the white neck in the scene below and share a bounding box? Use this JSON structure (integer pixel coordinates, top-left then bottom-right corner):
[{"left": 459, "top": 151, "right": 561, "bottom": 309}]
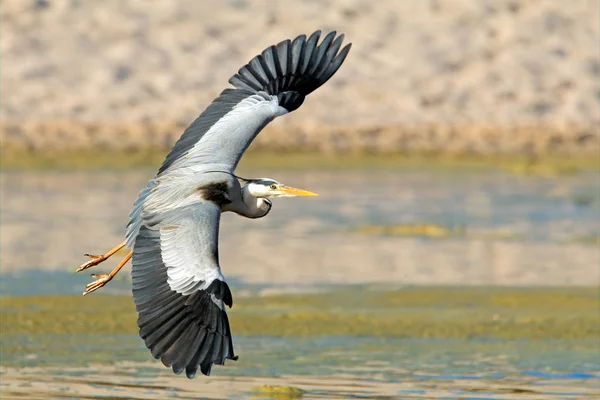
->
[{"left": 226, "top": 185, "right": 271, "bottom": 219}]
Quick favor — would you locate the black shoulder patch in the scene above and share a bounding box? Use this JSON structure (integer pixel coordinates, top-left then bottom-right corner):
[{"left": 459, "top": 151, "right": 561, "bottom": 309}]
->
[
  {"left": 197, "top": 181, "right": 231, "bottom": 206},
  {"left": 206, "top": 279, "right": 233, "bottom": 308}
]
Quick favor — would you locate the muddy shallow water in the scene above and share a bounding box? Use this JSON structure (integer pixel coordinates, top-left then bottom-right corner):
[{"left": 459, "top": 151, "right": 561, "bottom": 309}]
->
[
  {"left": 2, "top": 285, "right": 599, "bottom": 399},
  {"left": 1, "top": 168, "right": 599, "bottom": 399},
  {"left": 2, "top": 338, "right": 599, "bottom": 399}
]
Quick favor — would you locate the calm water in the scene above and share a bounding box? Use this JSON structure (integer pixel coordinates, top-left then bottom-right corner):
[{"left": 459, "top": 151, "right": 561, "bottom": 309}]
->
[
  {"left": 1, "top": 168, "right": 599, "bottom": 285},
  {"left": 1, "top": 168, "right": 599, "bottom": 399},
  {"left": 2, "top": 336, "right": 599, "bottom": 399}
]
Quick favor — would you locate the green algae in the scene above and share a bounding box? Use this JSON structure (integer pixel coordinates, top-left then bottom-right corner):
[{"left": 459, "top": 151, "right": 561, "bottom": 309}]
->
[
  {"left": 352, "top": 224, "right": 524, "bottom": 240},
  {"left": 571, "top": 234, "right": 600, "bottom": 246},
  {"left": 352, "top": 224, "right": 461, "bottom": 238},
  {"left": 1, "top": 148, "right": 597, "bottom": 175},
  {"left": 0, "top": 148, "right": 167, "bottom": 171},
  {"left": 0, "top": 295, "right": 138, "bottom": 335},
  {"left": 250, "top": 385, "right": 306, "bottom": 399},
  {"left": 1, "top": 287, "right": 598, "bottom": 340},
  {"left": 351, "top": 223, "right": 527, "bottom": 241}
]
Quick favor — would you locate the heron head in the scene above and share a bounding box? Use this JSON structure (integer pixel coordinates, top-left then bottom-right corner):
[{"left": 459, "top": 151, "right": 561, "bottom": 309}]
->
[{"left": 247, "top": 178, "right": 318, "bottom": 198}]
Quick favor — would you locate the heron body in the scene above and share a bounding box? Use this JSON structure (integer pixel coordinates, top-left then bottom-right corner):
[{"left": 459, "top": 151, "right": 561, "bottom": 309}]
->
[{"left": 76, "top": 30, "right": 351, "bottom": 378}]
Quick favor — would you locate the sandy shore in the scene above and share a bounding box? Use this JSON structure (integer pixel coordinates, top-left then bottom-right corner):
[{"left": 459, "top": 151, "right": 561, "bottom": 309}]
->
[{"left": 2, "top": 0, "right": 598, "bottom": 155}]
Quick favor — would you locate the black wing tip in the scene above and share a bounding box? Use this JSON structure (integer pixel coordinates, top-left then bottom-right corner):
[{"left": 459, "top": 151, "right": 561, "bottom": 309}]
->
[
  {"left": 228, "top": 30, "right": 351, "bottom": 110},
  {"left": 183, "top": 353, "right": 239, "bottom": 378},
  {"left": 134, "top": 276, "right": 237, "bottom": 378},
  {"left": 148, "top": 308, "right": 238, "bottom": 379}
]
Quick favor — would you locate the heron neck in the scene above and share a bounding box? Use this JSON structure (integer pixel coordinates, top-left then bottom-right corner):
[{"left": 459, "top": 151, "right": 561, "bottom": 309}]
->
[{"left": 237, "top": 185, "right": 271, "bottom": 218}]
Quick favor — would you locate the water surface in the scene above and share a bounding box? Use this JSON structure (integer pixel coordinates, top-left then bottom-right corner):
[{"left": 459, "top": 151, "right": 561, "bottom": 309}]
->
[
  {"left": 1, "top": 169, "right": 598, "bottom": 285},
  {"left": 1, "top": 168, "right": 599, "bottom": 399}
]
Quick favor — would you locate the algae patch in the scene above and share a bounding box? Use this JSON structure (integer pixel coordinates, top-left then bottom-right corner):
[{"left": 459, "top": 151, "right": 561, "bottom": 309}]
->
[
  {"left": 0, "top": 295, "right": 137, "bottom": 335},
  {"left": 352, "top": 224, "right": 461, "bottom": 238},
  {"left": 2, "top": 149, "right": 597, "bottom": 176},
  {"left": 571, "top": 235, "right": 600, "bottom": 246},
  {"left": 251, "top": 385, "right": 306, "bottom": 399},
  {"left": 1, "top": 287, "right": 598, "bottom": 341},
  {"left": 351, "top": 223, "right": 522, "bottom": 241}
]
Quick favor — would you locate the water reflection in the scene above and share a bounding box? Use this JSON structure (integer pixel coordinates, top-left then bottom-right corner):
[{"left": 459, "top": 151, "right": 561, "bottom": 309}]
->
[{"left": 1, "top": 169, "right": 598, "bottom": 285}]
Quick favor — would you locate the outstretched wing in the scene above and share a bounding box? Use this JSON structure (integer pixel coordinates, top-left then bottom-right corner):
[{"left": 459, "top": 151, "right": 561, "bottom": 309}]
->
[
  {"left": 131, "top": 200, "right": 237, "bottom": 378},
  {"left": 126, "top": 31, "right": 352, "bottom": 378},
  {"left": 157, "top": 30, "right": 351, "bottom": 175}
]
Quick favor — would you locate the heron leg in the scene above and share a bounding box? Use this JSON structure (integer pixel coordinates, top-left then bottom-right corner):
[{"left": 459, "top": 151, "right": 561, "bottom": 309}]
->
[
  {"left": 82, "top": 250, "right": 133, "bottom": 296},
  {"left": 76, "top": 241, "right": 126, "bottom": 273}
]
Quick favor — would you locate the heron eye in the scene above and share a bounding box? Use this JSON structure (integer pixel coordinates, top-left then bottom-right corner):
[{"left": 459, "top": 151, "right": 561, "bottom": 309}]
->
[{"left": 269, "top": 184, "right": 277, "bottom": 190}]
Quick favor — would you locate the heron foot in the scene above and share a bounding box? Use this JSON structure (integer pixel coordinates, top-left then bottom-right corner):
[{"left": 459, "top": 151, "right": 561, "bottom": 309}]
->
[
  {"left": 80, "top": 250, "right": 133, "bottom": 296},
  {"left": 76, "top": 254, "right": 106, "bottom": 273},
  {"left": 83, "top": 274, "right": 112, "bottom": 296},
  {"left": 75, "top": 241, "right": 127, "bottom": 273}
]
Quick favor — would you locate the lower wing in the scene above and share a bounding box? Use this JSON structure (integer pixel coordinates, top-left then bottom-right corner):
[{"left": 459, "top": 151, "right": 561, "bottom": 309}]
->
[{"left": 131, "top": 201, "right": 237, "bottom": 378}]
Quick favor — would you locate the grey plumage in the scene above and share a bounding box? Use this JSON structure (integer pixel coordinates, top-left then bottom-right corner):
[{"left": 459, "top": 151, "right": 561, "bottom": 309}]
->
[
  {"left": 125, "top": 179, "right": 158, "bottom": 250},
  {"left": 157, "top": 30, "right": 351, "bottom": 176},
  {"left": 127, "top": 30, "right": 351, "bottom": 378},
  {"left": 132, "top": 203, "right": 236, "bottom": 378},
  {"left": 157, "top": 89, "right": 254, "bottom": 176}
]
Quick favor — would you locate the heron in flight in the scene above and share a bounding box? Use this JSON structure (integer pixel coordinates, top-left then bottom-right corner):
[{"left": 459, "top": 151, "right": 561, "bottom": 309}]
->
[{"left": 76, "top": 30, "right": 351, "bottom": 378}]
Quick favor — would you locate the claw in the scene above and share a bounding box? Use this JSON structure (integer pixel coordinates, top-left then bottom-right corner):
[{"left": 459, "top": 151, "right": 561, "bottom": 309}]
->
[
  {"left": 83, "top": 274, "right": 111, "bottom": 296},
  {"left": 75, "top": 241, "right": 126, "bottom": 273},
  {"left": 76, "top": 255, "right": 105, "bottom": 273},
  {"left": 80, "top": 250, "right": 133, "bottom": 296}
]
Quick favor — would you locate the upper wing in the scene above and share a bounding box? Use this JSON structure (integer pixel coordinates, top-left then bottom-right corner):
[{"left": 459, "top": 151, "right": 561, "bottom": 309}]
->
[
  {"left": 157, "top": 30, "right": 351, "bottom": 175},
  {"left": 131, "top": 201, "right": 236, "bottom": 378}
]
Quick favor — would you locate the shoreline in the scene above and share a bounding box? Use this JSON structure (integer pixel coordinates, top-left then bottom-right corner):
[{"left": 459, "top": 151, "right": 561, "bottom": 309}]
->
[
  {"left": 1, "top": 148, "right": 598, "bottom": 175},
  {"left": 2, "top": 120, "right": 598, "bottom": 156}
]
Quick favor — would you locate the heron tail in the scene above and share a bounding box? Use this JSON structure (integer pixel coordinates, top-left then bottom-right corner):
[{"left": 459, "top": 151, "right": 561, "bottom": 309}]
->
[{"left": 228, "top": 30, "right": 352, "bottom": 112}]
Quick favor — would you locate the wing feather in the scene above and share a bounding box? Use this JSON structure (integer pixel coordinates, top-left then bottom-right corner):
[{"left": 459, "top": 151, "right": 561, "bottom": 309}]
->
[
  {"left": 156, "top": 89, "right": 255, "bottom": 175},
  {"left": 131, "top": 201, "right": 237, "bottom": 377},
  {"left": 230, "top": 66, "right": 263, "bottom": 91},
  {"left": 299, "top": 31, "right": 320, "bottom": 75},
  {"left": 185, "top": 329, "right": 209, "bottom": 379},
  {"left": 124, "top": 30, "right": 352, "bottom": 377},
  {"left": 154, "top": 30, "right": 351, "bottom": 176}
]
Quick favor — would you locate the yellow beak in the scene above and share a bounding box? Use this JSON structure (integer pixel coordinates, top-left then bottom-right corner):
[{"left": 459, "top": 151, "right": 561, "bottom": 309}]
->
[{"left": 279, "top": 185, "right": 319, "bottom": 197}]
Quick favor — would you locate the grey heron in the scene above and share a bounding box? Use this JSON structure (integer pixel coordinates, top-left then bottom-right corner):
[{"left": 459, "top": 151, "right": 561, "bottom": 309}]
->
[{"left": 76, "top": 30, "right": 351, "bottom": 378}]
